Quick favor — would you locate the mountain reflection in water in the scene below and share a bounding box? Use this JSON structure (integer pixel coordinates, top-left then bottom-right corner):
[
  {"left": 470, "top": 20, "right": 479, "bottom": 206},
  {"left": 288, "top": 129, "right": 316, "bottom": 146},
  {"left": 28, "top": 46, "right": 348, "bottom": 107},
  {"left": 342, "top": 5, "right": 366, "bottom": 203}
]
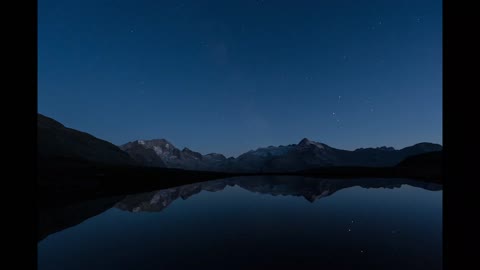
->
[
  {"left": 39, "top": 176, "right": 442, "bottom": 242},
  {"left": 115, "top": 176, "right": 442, "bottom": 213},
  {"left": 38, "top": 176, "right": 442, "bottom": 270}
]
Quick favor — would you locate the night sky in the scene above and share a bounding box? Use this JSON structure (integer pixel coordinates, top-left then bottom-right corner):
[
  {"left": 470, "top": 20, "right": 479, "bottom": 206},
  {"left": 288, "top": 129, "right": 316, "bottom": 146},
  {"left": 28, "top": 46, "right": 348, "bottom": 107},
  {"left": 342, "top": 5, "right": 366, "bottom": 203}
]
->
[{"left": 38, "top": 0, "right": 442, "bottom": 157}]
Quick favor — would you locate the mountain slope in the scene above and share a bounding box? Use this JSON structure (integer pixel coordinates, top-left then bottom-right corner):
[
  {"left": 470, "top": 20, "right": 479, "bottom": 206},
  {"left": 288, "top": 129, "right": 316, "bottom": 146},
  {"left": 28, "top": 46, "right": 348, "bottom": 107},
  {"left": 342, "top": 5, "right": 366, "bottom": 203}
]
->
[
  {"left": 38, "top": 114, "right": 135, "bottom": 166},
  {"left": 120, "top": 139, "right": 226, "bottom": 171},
  {"left": 397, "top": 150, "right": 442, "bottom": 170},
  {"left": 119, "top": 141, "right": 166, "bottom": 167}
]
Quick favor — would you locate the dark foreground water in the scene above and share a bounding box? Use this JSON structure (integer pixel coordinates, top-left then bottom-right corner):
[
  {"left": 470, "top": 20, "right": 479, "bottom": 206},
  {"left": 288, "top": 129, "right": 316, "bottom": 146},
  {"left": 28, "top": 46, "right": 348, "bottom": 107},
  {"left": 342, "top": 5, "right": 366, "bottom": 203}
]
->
[{"left": 38, "top": 176, "right": 442, "bottom": 270}]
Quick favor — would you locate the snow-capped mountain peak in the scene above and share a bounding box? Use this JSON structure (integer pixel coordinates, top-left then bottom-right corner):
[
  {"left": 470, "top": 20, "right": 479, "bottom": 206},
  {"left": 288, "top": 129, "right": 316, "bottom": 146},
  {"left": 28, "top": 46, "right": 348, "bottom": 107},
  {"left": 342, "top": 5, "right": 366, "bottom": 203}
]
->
[
  {"left": 120, "top": 137, "right": 442, "bottom": 173},
  {"left": 298, "top": 138, "right": 325, "bottom": 149}
]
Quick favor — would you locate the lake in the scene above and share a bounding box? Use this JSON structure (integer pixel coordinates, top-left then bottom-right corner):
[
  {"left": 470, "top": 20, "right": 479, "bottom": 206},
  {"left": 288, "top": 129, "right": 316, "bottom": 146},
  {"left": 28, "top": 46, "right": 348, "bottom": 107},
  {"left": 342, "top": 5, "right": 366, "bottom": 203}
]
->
[{"left": 38, "top": 176, "right": 442, "bottom": 270}]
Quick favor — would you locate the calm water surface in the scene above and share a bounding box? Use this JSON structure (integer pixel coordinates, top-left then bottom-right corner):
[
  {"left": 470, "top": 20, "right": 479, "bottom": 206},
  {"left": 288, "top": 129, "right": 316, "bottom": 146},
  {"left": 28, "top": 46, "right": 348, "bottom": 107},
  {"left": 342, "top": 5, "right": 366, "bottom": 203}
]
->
[{"left": 38, "top": 176, "right": 442, "bottom": 270}]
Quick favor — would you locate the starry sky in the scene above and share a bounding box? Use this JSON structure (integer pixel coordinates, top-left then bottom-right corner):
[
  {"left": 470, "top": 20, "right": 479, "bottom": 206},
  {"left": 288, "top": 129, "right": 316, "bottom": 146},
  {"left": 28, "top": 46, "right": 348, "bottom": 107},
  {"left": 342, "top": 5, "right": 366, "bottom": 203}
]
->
[{"left": 38, "top": 0, "right": 442, "bottom": 157}]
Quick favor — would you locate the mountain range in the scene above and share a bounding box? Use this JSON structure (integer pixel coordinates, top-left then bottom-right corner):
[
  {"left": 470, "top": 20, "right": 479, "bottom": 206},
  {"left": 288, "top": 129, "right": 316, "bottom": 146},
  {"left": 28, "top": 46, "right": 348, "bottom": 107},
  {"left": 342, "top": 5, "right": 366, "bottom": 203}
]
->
[
  {"left": 120, "top": 138, "right": 442, "bottom": 173},
  {"left": 38, "top": 113, "right": 442, "bottom": 173}
]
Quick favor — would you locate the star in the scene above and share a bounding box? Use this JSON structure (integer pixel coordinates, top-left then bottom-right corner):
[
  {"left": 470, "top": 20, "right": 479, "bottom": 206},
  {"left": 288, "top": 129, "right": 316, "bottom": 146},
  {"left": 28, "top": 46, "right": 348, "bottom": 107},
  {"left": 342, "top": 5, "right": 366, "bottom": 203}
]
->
[
  {"left": 332, "top": 112, "right": 336, "bottom": 116},
  {"left": 338, "top": 95, "right": 342, "bottom": 99},
  {"left": 378, "top": 21, "right": 382, "bottom": 25}
]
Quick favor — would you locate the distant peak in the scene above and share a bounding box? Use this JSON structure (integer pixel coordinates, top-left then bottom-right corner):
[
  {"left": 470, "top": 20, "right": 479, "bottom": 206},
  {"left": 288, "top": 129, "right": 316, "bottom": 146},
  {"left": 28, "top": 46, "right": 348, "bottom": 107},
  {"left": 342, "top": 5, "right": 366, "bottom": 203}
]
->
[
  {"left": 402, "top": 142, "right": 442, "bottom": 151},
  {"left": 412, "top": 142, "right": 441, "bottom": 147},
  {"left": 152, "top": 138, "right": 172, "bottom": 144},
  {"left": 146, "top": 138, "right": 175, "bottom": 148},
  {"left": 355, "top": 146, "right": 395, "bottom": 151},
  {"left": 206, "top": 153, "right": 226, "bottom": 157},
  {"left": 298, "top": 138, "right": 311, "bottom": 145},
  {"left": 205, "top": 153, "right": 227, "bottom": 161},
  {"left": 298, "top": 138, "right": 325, "bottom": 149}
]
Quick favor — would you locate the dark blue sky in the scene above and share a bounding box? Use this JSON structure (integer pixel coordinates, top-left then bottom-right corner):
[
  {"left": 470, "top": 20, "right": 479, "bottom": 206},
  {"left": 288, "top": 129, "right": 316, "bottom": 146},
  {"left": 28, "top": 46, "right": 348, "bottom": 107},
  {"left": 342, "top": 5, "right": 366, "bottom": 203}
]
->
[{"left": 38, "top": 0, "right": 442, "bottom": 157}]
